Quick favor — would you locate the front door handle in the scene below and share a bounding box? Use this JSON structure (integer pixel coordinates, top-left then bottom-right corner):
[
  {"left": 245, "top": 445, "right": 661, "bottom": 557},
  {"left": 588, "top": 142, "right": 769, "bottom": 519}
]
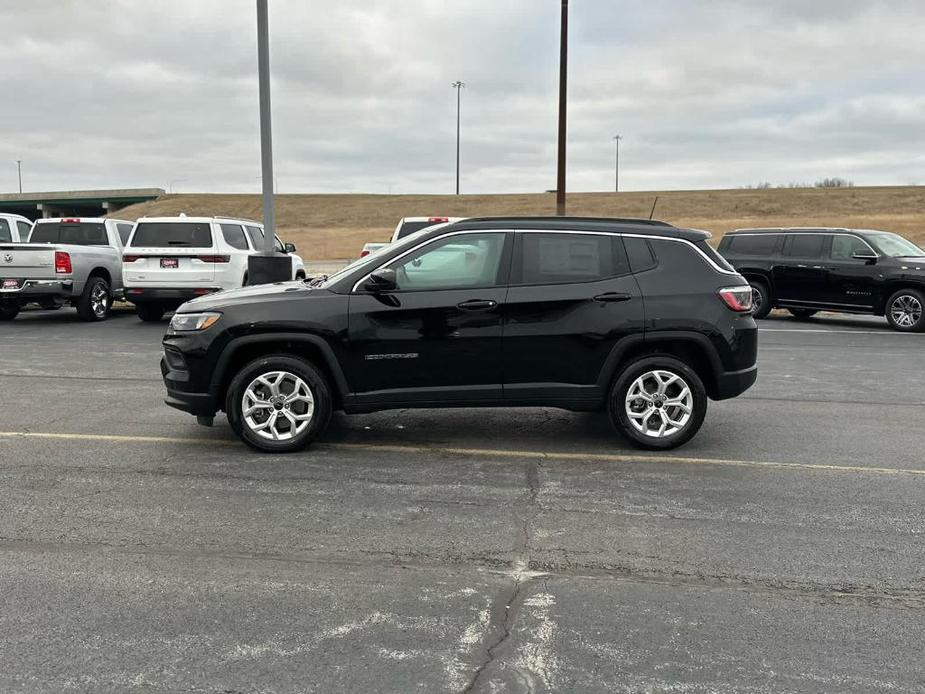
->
[
  {"left": 593, "top": 292, "right": 633, "bottom": 303},
  {"left": 457, "top": 299, "right": 498, "bottom": 311}
]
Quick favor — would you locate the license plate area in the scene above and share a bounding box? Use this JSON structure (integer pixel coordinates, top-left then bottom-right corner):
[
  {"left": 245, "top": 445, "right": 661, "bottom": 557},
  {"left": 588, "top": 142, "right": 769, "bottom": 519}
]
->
[
  {"left": 160, "top": 258, "right": 179, "bottom": 269},
  {"left": 2, "top": 279, "right": 22, "bottom": 290}
]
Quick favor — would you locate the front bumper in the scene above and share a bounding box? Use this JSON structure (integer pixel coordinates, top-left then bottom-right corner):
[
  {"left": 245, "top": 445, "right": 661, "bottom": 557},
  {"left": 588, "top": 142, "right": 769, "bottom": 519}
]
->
[
  {"left": 0, "top": 278, "right": 74, "bottom": 298},
  {"left": 161, "top": 355, "right": 218, "bottom": 417},
  {"left": 126, "top": 287, "right": 222, "bottom": 304},
  {"left": 712, "top": 364, "right": 758, "bottom": 400}
]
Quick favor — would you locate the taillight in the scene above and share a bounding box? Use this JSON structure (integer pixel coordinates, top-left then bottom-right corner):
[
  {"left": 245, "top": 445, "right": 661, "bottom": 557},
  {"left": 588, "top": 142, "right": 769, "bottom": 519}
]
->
[
  {"left": 55, "top": 251, "right": 72, "bottom": 274},
  {"left": 718, "top": 286, "right": 754, "bottom": 312},
  {"left": 122, "top": 255, "right": 141, "bottom": 263},
  {"left": 196, "top": 255, "right": 230, "bottom": 263},
  {"left": 360, "top": 250, "right": 370, "bottom": 258}
]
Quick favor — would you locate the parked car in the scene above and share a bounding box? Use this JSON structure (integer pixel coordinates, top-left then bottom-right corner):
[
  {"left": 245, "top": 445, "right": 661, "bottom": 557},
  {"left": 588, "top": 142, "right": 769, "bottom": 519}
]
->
[
  {"left": 122, "top": 216, "right": 306, "bottom": 322},
  {"left": 0, "top": 217, "right": 133, "bottom": 321},
  {"left": 358, "top": 216, "right": 463, "bottom": 257},
  {"left": 161, "top": 216, "right": 758, "bottom": 453},
  {"left": 718, "top": 227, "right": 925, "bottom": 332},
  {"left": 0, "top": 213, "right": 34, "bottom": 243}
]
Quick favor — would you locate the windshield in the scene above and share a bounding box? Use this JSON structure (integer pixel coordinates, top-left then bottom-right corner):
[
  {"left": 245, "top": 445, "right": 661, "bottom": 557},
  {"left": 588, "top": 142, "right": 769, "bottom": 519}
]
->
[
  {"left": 30, "top": 222, "right": 108, "bottom": 246},
  {"left": 868, "top": 232, "right": 925, "bottom": 257},
  {"left": 320, "top": 225, "right": 447, "bottom": 287},
  {"left": 131, "top": 222, "right": 213, "bottom": 248}
]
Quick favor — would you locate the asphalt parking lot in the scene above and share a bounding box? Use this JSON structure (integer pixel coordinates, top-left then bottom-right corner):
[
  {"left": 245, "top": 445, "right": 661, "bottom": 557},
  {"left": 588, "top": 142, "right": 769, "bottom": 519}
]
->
[{"left": 1, "top": 308, "right": 924, "bottom": 693}]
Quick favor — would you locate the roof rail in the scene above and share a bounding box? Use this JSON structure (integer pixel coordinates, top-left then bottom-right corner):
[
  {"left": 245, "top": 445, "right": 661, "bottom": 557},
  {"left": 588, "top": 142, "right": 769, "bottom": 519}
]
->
[{"left": 459, "top": 216, "right": 674, "bottom": 228}]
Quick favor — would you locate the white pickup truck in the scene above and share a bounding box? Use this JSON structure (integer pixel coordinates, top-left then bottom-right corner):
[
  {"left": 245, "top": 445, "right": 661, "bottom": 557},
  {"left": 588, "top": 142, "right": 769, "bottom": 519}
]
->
[
  {"left": 0, "top": 213, "right": 34, "bottom": 243},
  {"left": 0, "top": 217, "right": 135, "bottom": 321},
  {"left": 359, "top": 216, "right": 462, "bottom": 258}
]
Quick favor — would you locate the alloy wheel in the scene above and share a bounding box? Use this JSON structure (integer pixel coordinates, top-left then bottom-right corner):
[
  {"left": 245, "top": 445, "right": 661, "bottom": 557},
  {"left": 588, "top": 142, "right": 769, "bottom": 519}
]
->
[
  {"left": 890, "top": 294, "right": 922, "bottom": 328},
  {"left": 625, "top": 370, "right": 693, "bottom": 438},
  {"left": 90, "top": 284, "right": 109, "bottom": 317},
  {"left": 241, "top": 370, "right": 315, "bottom": 441}
]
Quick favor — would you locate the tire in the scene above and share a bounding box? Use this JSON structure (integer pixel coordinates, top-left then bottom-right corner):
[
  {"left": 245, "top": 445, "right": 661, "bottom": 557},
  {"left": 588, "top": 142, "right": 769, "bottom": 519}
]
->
[
  {"left": 885, "top": 288, "right": 925, "bottom": 332},
  {"left": 788, "top": 308, "right": 818, "bottom": 320},
  {"left": 135, "top": 303, "right": 165, "bottom": 322},
  {"left": 295, "top": 271, "right": 306, "bottom": 281},
  {"left": 748, "top": 279, "right": 772, "bottom": 319},
  {"left": 226, "top": 354, "right": 332, "bottom": 453},
  {"left": 608, "top": 355, "right": 708, "bottom": 450},
  {"left": 76, "top": 276, "right": 111, "bottom": 322},
  {"left": 0, "top": 303, "right": 19, "bottom": 321}
]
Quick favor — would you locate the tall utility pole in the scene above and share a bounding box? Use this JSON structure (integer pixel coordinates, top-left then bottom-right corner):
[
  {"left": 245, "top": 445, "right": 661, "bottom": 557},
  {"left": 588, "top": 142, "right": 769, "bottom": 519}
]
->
[
  {"left": 556, "top": 0, "right": 569, "bottom": 216},
  {"left": 613, "top": 135, "right": 622, "bottom": 192},
  {"left": 248, "top": 0, "right": 289, "bottom": 284},
  {"left": 452, "top": 81, "right": 465, "bottom": 195},
  {"left": 16, "top": 160, "right": 22, "bottom": 193}
]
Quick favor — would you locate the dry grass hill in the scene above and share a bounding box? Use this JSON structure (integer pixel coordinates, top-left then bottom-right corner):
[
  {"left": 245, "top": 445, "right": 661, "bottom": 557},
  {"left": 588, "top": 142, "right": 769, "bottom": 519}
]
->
[{"left": 112, "top": 186, "right": 925, "bottom": 260}]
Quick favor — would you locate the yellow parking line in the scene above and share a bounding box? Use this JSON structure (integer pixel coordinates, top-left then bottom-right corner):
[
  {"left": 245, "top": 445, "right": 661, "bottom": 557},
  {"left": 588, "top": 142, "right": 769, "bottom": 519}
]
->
[{"left": 0, "top": 430, "right": 922, "bottom": 477}]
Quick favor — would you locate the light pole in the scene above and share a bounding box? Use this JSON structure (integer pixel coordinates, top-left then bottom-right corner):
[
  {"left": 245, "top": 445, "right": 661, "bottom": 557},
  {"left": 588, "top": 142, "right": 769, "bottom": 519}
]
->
[
  {"left": 452, "top": 81, "right": 465, "bottom": 195},
  {"left": 556, "top": 0, "right": 568, "bottom": 215},
  {"left": 248, "top": 0, "right": 289, "bottom": 285},
  {"left": 16, "top": 160, "right": 22, "bottom": 193},
  {"left": 613, "top": 135, "right": 622, "bottom": 192}
]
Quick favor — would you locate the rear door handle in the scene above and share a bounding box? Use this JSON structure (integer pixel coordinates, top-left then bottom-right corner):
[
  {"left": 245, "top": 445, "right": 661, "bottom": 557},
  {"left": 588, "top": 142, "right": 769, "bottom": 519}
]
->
[
  {"left": 593, "top": 292, "right": 633, "bottom": 303},
  {"left": 457, "top": 299, "right": 498, "bottom": 311}
]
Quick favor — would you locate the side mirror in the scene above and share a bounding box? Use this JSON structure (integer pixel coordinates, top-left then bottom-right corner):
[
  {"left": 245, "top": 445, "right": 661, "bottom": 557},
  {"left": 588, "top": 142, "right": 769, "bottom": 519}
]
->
[
  {"left": 363, "top": 268, "right": 397, "bottom": 292},
  {"left": 851, "top": 252, "right": 878, "bottom": 264},
  {"left": 283, "top": 242, "right": 297, "bottom": 254}
]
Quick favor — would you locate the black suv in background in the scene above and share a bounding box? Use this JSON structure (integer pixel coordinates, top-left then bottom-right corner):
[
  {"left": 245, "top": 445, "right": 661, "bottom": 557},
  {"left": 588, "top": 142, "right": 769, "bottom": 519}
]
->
[
  {"left": 718, "top": 228, "right": 925, "bottom": 331},
  {"left": 161, "top": 217, "right": 758, "bottom": 453}
]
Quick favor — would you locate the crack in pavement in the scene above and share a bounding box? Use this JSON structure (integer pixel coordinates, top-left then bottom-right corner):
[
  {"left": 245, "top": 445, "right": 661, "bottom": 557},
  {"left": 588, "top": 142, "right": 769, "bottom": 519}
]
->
[{"left": 463, "top": 459, "right": 547, "bottom": 694}]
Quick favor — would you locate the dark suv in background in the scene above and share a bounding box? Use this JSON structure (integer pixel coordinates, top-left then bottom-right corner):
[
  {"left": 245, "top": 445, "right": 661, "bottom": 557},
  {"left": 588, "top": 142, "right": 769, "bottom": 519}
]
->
[
  {"left": 718, "top": 227, "right": 925, "bottom": 331},
  {"left": 160, "top": 217, "right": 758, "bottom": 453}
]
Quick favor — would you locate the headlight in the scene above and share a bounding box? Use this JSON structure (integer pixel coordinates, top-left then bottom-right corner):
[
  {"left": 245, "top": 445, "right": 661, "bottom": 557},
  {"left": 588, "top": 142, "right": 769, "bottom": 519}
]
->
[{"left": 169, "top": 312, "right": 222, "bottom": 332}]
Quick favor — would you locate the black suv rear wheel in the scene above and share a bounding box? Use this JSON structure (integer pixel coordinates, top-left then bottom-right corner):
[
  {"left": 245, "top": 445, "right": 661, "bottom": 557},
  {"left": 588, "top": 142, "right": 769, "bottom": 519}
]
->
[
  {"left": 886, "top": 288, "right": 925, "bottom": 332},
  {"left": 788, "top": 308, "right": 818, "bottom": 319},
  {"left": 748, "top": 279, "right": 772, "bottom": 319},
  {"left": 226, "top": 354, "right": 332, "bottom": 453},
  {"left": 608, "top": 356, "right": 707, "bottom": 450}
]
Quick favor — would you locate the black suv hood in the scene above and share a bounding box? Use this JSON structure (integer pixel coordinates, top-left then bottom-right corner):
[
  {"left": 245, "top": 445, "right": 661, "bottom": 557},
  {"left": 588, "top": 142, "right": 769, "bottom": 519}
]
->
[{"left": 178, "top": 281, "right": 319, "bottom": 312}]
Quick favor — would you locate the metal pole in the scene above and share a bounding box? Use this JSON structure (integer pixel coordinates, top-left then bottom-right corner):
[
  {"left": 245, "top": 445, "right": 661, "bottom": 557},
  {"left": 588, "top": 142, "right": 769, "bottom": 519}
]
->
[
  {"left": 613, "top": 135, "right": 622, "bottom": 192},
  {"left": 556, "top": 0, "right": 568, "bottom": 215},
  {"left": 16, "top": 160, "right": 22, "bottom": 193},
  {"left": 452, "top": 81, "right": 465, "bottom": 195},
  {"left": 256, "top": 0, "right": 275, "bottom": 256}
]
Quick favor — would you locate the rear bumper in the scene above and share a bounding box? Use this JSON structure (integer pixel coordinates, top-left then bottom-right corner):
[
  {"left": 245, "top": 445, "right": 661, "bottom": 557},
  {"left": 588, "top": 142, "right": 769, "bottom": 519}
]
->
[
  {"left": 161, "top": 356, "right": 218, "bottom": 417},
  {"left": 125, "top": 287, "right": 221, "bottom": 304},
  {"left": 0, "top": 279, "right": 73, "bottom": 299},
  {"left": 712, "top": 364, "right": 758, "bottom": 401}
]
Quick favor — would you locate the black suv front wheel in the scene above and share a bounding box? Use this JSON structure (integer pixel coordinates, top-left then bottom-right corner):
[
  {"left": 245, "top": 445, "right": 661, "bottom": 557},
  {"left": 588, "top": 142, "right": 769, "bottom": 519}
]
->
[
  {"left": 609, "top": 356, "right": 708, "bottom": 450},
  {"left": 226, "top": 354, "right": 332, "bottom": 453}
]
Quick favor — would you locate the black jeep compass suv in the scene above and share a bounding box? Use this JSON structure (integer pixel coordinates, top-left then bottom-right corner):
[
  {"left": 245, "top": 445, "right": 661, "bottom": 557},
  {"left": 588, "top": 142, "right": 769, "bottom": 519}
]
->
[
  {"left": 161, "top": 217, "right": 758, "bottom": 453},
  {"left": 718, "top": 227, "right": 925, "bottom": 331}
]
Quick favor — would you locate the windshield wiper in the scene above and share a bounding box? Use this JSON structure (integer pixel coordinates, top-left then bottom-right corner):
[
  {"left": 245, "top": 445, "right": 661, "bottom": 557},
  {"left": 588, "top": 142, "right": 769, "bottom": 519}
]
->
[{"left": 306, "top": 274, "right": 328, "bottom": 287}]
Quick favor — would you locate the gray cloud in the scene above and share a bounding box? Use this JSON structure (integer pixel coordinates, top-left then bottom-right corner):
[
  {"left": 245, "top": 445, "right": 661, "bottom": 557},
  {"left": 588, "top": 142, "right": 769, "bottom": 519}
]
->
[{"left": 2, "top": 0, "right": 924, "bottom": 194}]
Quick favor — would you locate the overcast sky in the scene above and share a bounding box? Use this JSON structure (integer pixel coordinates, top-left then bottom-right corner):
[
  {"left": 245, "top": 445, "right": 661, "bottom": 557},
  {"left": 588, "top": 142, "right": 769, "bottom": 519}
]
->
[{"left": 2, "top": 0, "right": 925, "bottom": 195}]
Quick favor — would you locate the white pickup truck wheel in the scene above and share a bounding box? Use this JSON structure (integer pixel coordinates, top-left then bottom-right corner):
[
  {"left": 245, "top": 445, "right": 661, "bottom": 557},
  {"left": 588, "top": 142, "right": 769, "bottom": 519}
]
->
[{"left": 0, "top": 303, "right": 19, "bottom": 321}]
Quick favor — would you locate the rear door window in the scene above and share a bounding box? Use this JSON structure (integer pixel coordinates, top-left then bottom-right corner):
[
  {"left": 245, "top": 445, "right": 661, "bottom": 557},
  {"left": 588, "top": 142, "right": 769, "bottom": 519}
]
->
[
  {"left": 729, "top": 234, "right": 780, "bottom": 256},
  {"left": 0, "top": 219, "right": 11, "bottom": 243},
  {"left": 130, "top": 222, "right": 213, "bottom": 248},
  {"left": 516, "top": 233, "right": 627, "bottom": 285},
  {"left": 783, "top": 234, "right": 826, "bottom": 259},
  {"left": 245, "top": 225, "right": 264, "bottom": 250},
  {"left": 220, "top": 223, "right": 248, "bottom": 250},
  {"left": 17, "top": 220, "right": 32, "bottom": 241},
  {"left": 31, "top": 222, "right": 109, "bottom": 245}
]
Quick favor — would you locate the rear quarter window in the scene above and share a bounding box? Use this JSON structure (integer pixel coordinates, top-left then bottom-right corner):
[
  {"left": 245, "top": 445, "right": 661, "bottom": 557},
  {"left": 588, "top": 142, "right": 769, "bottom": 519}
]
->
[
  {"left": 624, "top": 236, "right": 657, "bottom": 273},
  {"left": 727, "top": 234, "right": 780, "bottom": 256},
  {"left": 131, "top": 222, "right": 213, "bottom": 248},
  {"left": 0, "top": 219, "right": 11, "bottom": 243}
]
